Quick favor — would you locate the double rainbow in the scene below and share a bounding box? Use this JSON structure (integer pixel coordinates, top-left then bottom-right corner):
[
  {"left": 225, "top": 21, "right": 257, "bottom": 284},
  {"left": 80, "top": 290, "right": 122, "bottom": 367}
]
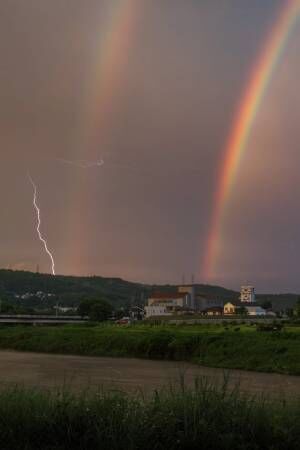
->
[{"left": 203, "top": 0, "right": 300, "bottom": 281}]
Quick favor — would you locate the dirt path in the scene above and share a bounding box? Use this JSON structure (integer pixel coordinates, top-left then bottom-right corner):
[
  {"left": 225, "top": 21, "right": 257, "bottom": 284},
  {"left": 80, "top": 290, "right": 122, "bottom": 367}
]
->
[{"left": 0, "top": 350, "right": 299, "bottom": 397}]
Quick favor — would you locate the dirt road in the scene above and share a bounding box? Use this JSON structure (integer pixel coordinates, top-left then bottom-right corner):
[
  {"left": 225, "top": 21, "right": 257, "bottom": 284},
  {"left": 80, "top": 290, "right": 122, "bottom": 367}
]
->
[{"left": 0, "top": 350, "right": 299, "bottom": 397}]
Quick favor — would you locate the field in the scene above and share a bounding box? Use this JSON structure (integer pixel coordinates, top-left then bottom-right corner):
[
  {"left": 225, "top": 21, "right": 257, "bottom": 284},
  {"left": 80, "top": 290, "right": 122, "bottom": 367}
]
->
[
  {"left": 1, "top": 380, "right": 299, "bottom": 450},
  {"left": 0, "top": 323, "right": 299, "bottom": 375}
]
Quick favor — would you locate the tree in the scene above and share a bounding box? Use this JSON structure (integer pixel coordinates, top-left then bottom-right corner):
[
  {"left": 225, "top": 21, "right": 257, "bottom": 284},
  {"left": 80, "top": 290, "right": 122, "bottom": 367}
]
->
[
  {"left": 237, "top": 306, "right": 248, "bottom": 316},
  {"left": 261, "top": 300, "right": 272, "bottom": 311},
  {"left": 90, "top": 301, "right": 113, "bottom": 322},
  {"left": 0, "top": 300, "right": 16, "bottom": 314},
  {"left": 78, "top": 299, "right": 95, "bottom": 317},
  {"left": 78, "top": 298, "right": 113, "bottom": 321},
  {"left": 295, "top": 297, "right": 300, "bottom": 317}
]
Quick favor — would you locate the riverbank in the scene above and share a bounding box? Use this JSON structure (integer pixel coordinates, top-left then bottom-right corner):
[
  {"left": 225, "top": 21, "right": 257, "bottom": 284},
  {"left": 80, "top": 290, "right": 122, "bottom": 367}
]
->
[{"left": 0, "top": 323, "right": 299, "bottom": 375}]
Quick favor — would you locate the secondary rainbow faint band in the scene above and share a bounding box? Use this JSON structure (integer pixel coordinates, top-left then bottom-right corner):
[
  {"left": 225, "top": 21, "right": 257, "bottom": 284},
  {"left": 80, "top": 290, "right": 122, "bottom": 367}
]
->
[
  {"left": 83, "top": 0, "right": 140, "bottom": 151},
  {"left": 202, "top": 0, "right": 300, "bottom": 282},
  {"left": 66, "top": 0, "right": 140, "bottom": 273}
]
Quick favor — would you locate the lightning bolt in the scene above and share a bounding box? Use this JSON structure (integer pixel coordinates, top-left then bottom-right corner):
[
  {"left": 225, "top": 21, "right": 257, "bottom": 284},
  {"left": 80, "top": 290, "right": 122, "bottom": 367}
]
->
[
  {"left": 28, "top": 174, "right": 56, "bottom": 276},
  {"left": 56, "top": 158, "right": 104, "bottom": 169},
  {"left": 56, "top": 156, "right": 149, "bottom": 175}
]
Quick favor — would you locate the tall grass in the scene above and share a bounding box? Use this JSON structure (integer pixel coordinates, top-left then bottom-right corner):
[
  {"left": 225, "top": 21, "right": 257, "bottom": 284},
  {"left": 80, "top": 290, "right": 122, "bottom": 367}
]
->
[
  {"left": 0, "top": 380, "right": 299, "bottom": 450},
  {"left": 0, "top": 324, "right": 299, "bottom": 375}
]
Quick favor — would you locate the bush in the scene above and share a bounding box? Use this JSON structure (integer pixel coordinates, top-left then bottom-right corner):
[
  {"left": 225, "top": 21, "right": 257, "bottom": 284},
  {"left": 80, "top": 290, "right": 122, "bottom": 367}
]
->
[{"left": 256, "top": 323, "right": 283, "bottom": 332}]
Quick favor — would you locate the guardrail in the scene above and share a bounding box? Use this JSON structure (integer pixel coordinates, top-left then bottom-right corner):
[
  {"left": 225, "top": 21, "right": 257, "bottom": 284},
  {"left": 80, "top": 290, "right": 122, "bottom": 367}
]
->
[
  {"left": 167, "top": 316, "right": 282, "bottom": 325},
  {"left": 145, "top": 315, "right": 283, "bottom": 325},
  {"left": 0, "top": 315, "right": 88, "bottom": 325}
]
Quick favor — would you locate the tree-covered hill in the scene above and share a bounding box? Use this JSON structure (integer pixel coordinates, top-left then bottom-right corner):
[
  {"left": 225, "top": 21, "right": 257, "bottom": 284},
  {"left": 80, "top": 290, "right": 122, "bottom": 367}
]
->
[
  {"left": 0, "top": 269, "right": 297, "bottom": 312},
  {"left": 0, "top": 270, "right": 237, "bottom": 310},
  {"left": 0, "top": 270, "right": 146, "bottom": 309}
]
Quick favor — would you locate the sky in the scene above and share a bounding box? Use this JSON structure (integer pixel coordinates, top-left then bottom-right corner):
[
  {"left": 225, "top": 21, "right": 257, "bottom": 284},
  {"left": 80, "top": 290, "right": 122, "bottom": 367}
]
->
[{"left": 1, "top": 0, "right": 300, "bottom": 292}]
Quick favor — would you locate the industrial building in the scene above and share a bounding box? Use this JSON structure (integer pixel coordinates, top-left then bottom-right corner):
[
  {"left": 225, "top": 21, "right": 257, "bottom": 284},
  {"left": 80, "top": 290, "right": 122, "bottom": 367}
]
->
[
  {"left": 144, "top": 291, "right": 193, "bottom": 318},
  {"left": 144, "top": 285, "right": 223, "bottom": 318}
]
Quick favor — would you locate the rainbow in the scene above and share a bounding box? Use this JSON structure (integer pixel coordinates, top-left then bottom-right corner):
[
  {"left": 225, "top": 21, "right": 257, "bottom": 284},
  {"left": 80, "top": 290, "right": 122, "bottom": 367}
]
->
[
  {"left": 83, "top": 0, "right": 140, "bottom": 151},
  {"left": 203, "top": 0, "right": 300, "bottom": 282},
  {"left": 66, "top": 0, "right": 140, "bottom": 274}
]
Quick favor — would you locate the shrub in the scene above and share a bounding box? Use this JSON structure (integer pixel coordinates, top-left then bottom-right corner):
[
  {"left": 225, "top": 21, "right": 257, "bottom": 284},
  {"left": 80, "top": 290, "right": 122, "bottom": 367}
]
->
[{"left": 256, "top": 323, "right": 283, "bottom": 332}]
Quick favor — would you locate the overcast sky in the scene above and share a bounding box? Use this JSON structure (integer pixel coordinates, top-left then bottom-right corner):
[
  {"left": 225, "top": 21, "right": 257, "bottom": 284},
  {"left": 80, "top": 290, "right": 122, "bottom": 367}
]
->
[{"left": 1, "top": 0, "right": 300, "bottom": 292}]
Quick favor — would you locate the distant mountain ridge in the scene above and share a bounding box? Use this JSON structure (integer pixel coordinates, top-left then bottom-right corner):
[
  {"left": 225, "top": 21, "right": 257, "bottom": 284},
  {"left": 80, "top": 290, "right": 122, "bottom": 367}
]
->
[{"left": 0, "top": 269, "right": 297, "bottom": 311}]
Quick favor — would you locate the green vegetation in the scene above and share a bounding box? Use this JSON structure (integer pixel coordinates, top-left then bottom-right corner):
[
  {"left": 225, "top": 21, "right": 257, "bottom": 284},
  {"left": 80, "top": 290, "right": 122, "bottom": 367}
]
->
[
  {"left": 0, "top": 381, "right": 299, "bottom": 450},
  {"left": 0, "top": 300, "right": 34, "bottom": 315},
  {"left": 0, "top": 323, "right": 299, "bottom": 375},
  {"left": 78, "top": 298, "right": 113, "bottom": 321},
  {"left": 256, "top": 323, "right": 283, "bottom": 332},
  {"left": 296, "top": 297, "right": 300, "bottom": 317}
]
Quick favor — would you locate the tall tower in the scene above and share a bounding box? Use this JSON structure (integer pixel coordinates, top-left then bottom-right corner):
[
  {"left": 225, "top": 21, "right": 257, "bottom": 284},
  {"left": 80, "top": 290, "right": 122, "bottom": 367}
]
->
[
  {"left": 178, "top": 285, "right": 196, "bottom": 309},
  {"left": 240, "top": 286, "right": 255, "bottom": 303}
]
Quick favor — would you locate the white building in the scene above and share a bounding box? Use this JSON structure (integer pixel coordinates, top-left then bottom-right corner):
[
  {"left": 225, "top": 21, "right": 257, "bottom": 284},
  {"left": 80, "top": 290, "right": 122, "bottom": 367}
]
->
[
  {"left": 145, "top": 290, "right": 193, "bottom": 318},
  {"left": 148, "top": 292, "right": 193, "bottom": 308},
  {"left": 245, "top": 306, "right": 266, "bottom": 316},
  {"left": 144, "top": 305, "right": 172, "bottom": 318},
  {"left": 54, "top": 306, "right": 76, "bottom": 313},
  {"left": 145, "top": 285, "right": 226, "bottom": 318},
  {"left": 240, "top": 286, "right": 255, "bottom": 303}
]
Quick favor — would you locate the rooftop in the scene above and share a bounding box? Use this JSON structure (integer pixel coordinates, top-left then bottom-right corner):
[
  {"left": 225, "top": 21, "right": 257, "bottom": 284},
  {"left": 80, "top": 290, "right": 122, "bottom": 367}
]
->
[{"left": 149, "top": 292, "right": 189, "bottom": 299}]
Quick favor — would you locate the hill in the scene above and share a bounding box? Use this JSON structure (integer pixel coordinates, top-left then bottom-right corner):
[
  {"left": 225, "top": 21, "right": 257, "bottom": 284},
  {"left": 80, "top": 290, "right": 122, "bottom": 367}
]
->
[
  {"left": 0, "top": 270, "right": 237, "bottom": 311},
  {"left": 0, "top": 270, "right": 297, "bottom": 312}
]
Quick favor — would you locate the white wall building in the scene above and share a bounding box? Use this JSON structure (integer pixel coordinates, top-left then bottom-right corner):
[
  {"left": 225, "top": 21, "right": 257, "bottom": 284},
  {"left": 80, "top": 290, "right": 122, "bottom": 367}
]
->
[
  {"left": 240, "top": 286, "right": 255, "bottom": 303},
  {"left": 145, "top": 290, "right": 193, "bottom": 318},
  {"left": 144, "top": 305, "right": 172, "bottom": 318},
  {"left": 148, "top": 292, "right": 192, "bottom": 308},
  {"left": 245, "top": 306, "right": 266, "bottom": 316}
]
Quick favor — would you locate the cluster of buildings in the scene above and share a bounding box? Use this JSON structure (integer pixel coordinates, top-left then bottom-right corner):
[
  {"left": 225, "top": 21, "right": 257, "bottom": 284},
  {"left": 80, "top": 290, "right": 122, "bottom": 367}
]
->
[
  {"left": 15, "top": 291, "right": 55, "bottom": 301},
  {"left": 144, "top": 285, "right": 270, "bottom": 318}
]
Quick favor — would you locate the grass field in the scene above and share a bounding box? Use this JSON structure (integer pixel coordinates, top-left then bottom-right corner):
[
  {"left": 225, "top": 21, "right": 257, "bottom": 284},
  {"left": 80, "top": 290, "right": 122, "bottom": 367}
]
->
[
  {"left": 0, "top": 380, "right": 299, "bottom": 450},
  {"left": 0, "top": 323, "right": 299, "bottom": 375}
]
